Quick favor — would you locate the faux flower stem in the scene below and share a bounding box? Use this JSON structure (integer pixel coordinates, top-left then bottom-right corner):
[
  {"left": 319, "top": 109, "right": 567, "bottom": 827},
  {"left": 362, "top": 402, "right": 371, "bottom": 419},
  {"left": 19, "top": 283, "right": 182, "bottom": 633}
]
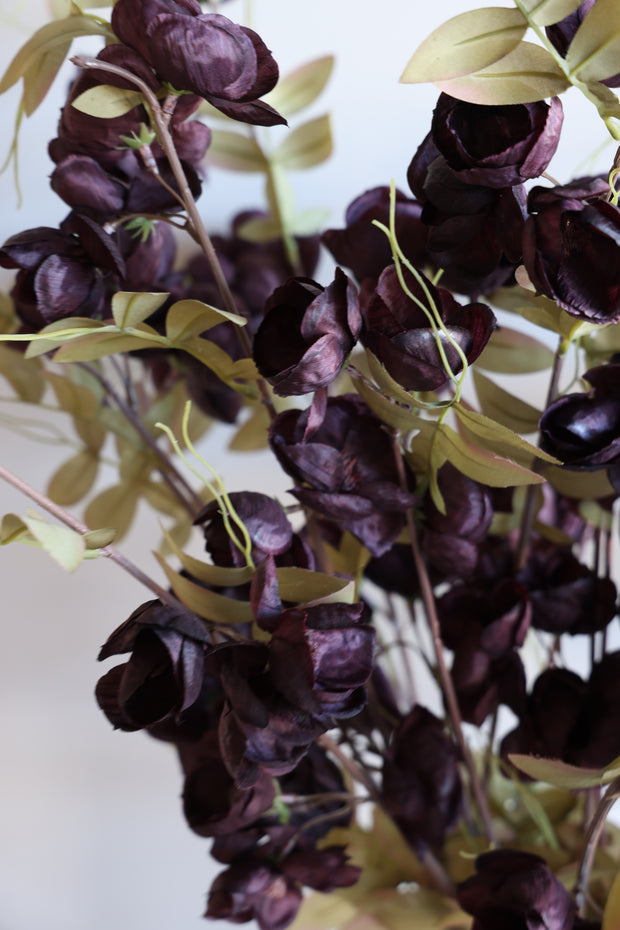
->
[
  {"left": 391, "top": 433, "right": 496, "bottom": 845},
  {"left": 71, "top": 55, "right": 277, "bottom": 420},
  {"left": 0, "top": 462, "right": 182, "bottom": 609},
  {"left": 574, "top": 775, "right": 620, "bottom": 916},
  {"left": 78, "top": 362, "right": 202, "bottom": 516},
  {"left": 514, "top": 335, "right": 565, "bottom": 571}
]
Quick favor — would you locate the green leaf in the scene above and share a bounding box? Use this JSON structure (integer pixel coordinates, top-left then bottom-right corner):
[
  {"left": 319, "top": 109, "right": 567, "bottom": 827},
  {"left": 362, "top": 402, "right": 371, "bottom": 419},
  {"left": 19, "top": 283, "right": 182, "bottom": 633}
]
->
[
  {"left": 476, "top": 326, "right": 555, "bottom": 373},
  {"left": 111, "top": 291, "right": 169, "bottom": 330},
  {"left": 182, "top": 336, "right": 259, "bottom": 388},
  {"left": 544, "top": 463, "right": 616, "bottom": 499},
  {"left": 518, "top": 0, "right": 584, "bottom": 26},
  {"left": 274, "top": 115, "right": 332, "bottom": 171},
  {"left": 473, "top": 370, "right": 542, "bottom": 434},
  {"left": 566, "top": 0, "right": 620, "bottom": 82},
  {"left": 0, "top": 14, "right": 112, "bottom": 115},
  {"left": 155, "top": 554, "right": 254, "bottom": 624},
  {"left": 23, "top": 317, "right": 104, "bottom": 358},
  {"left": 435, "top": 41, "right": 570, "bottom": 105},
  {"left": 265, "top": 56, "right": 334, "bottom": 116},
  {"left": 228, "top": 405, "right": 271, "bottom": 451},
  {"left": 509, "top": 753, "right": 618, "bottom": 788},
  {"left": 22, "top": 512, "right": 85, "bottom": 572},
  {"left": 277, "top": 567, "right": 355, "bottom": 605},
  {"left": 455, "top": 404, "right": 558, "bottom": 463},
  {"left": 351, "top": 372, "right": 430, "bottom": 433},
  {"left": 51, "top": 329, "right": 162, "bottom": 362},
  {"left": 490, "top": 283, "right": 595, "bottom": 341},
  {"left": 47, "top": 450, "right": 99, "bottom": 506},
  {"left": 71, "top": 83, "right": 144, "bottom": 118},
  {"left": 85, "top": 483, "right": 140, "bottom": 541},
  {"left": 83, "top": 527, "right": 116, "bottom": 549},
  {"left": 0, "top": 513, "right": 29, "bottom": 544},
  {"left": 400, "top": 7, "right": 527, "bottom": 83},
  {"left": 603, "top": 868, "right": 620, "bottom": 930},
  {"left": 166, "top": 299, "right": 246, "bottom": 343},
  {"left": 206, "top": 131, "right": 268, "bottom": 172},
  {"left": 434, "top": 423, "right": 546, "bottom": 488},
  {"left": 0, "top": 345, "right": 45, "bottom": 403}
]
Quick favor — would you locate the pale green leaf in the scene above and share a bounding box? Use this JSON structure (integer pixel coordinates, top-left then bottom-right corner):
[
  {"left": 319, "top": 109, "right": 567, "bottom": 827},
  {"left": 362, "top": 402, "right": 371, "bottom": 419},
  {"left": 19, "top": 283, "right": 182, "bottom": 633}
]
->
[
  {"left": 473, "top": 370, "right": 542, "bottom": 434},
  {"left": 455, "top": 404, "right": 558, "bottom": 463},
  {"left": 51, "top": 330, "right": 162, "bottom": 362},
  {"left": 228, "top": 406, "right": 271, "bottom": 451},
  {"left": 155, "top": 555, "right": 254, "bottom": 624},
  {"left": 207, "top": 131, "right": 268, "bottom": 171},
  {"left": 47, "top": 451, "right": 99, "bottom": 506},
  {"left": 274, "top": 115, "right": 332, "bottom": 171},
  {"left": 85, "top": 483, "right": 139, "bottom": 541},
  {"left": 22, "top": 513, "right": 85, "bottom": 572},
  {"left": 277, "top": 567, "right": 355, "bottom": 605},
  {"left": 0, "top": 513, "right": 29, "bottom": 544},
  {"left": 476, "top": 326, "right": 555, "bottom": 373},
  {"left": 23, "top": 317, "right": 104, "bottom": 358},
  {"left": 160, "top": 528, "right": 254, "bottom": 588},
  {"left": 400, "top": 7, "right": 526, "bottom": 83},
  {"left": 0, "top": 14, "right": 112, "bottom": 115},
  {"left": 490, "top": 282, "right": 595, "bottom": 340},
  {"left": 519, "top": 0, "right": 584, "bottom": 26},
  {"left": 265, "top": 56, "right": 334, "bottom": 116},
  {"left": 166, "top": 299, "right": 246, "bottom": 343},
  {"left": 111, "top": 291, "right": 169, "bottom": 330},
  {"left": 435, "top": 41, "right": 570, "bottom": 105},
  {"left": 435, "top": 423, "right": 546, "bottom": 488},
  {"left": 183, "top": 336, "right": 259, "bottom": 386},
  {"left": 566, "top": 0, "right": 620, "bottom": 82},
  {"left": 83, "top": 527, "right": 116, "bottom": 549},
  {"left": 603, "top": 869, "right": 620, "bottom": 930},
  {"left": 544, "top": 463, "right": 616, "bottom": 499},
  {"left": 72, "top": 83, "right": 144, "bottom": 118},
  {"left": 509, "top": 753, "right": 615, "bottom": 788},
  {"left": 235, "top": 215, "right": 282, "bottom": 243},
  {"left": 288, "top": 207, "right": 331, "bottom": 237},
  {"left": 352, "top": 373, "right": 430, "bottom": 433}
]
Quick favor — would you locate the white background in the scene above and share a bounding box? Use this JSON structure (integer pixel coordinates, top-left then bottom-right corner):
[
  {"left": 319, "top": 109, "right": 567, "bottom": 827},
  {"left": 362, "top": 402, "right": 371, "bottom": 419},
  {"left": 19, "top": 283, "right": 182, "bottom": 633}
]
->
[{"left": 0, "top": 2, "right": 615, "bottom": 929}]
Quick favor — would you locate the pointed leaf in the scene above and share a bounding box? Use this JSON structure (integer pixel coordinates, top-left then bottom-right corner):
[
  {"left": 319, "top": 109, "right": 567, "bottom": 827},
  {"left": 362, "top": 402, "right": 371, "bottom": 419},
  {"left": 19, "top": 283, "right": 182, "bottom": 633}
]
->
[
  {"left": 23, "top": 317, "right": 104, "bottom": 358},
  {"left": 47, "top": 450, "right": 99, "bottom": 506},
  {"left": 72, "top": 83, "right": 144, "bottom": 118},
  {"left": 473, "top": 370, "right": 542, "bottom": 434},
  {"left": 22, "top": 513, "right": 85, "bottom": 572},
  {"left": 111, "top": 291, "right": 169, "bottom": 330},
  {"left": 509, "top": 753, "right": 613, "bottom": 788},
  {"left": 276, "top": 567, "right": 355, "bottom": 605},
  {"left": 160, "top": 527, "right": 254, "bottom": 587},
  {"left": 207, "top": 131, "right": 268, "bottom": 171},
  {"left": 401, "top": 7, "right": 527, "bottom": 83},
  {"left": 455, "top": 404, "right": 558, "bottom": 463},
  {"left": 51, "top": 330, "right": 162, "bottom": 362},
  {"left": 566, "top": 0, "right": 620, "bottom": 82},
  {"left": 0, "top": 514, "right": 29, "bottom": 544},
  {"left": 83, "top": 527, "right": 116, "bottom": 549},
  {"left": 228, "top": 405, "right": 271, "bottom": 451},
  {"left": 155, "top": 554, "right": 254, "bottom": 624},
  {"left": 519, "top": 0, "right": 584, "bottom": 26},
  {"left": 182, "top": 336, "right": 259, "bottom": 387},
  {"left": 435, "top": 423, "right": 546, "bottom": 488},
  {"left": 0, "top": 345, "right": 45, "bottom": 402},
  {"left": 166, "top": 299, "right": 246, "bottom": 343},
  {"left": 275, "top": 115, "right": 332, "bottom": 171},
  {"left": 85, "top": 483, "right": 139, "bottom": 540},
  {"left": 435, "top": 42, "right": 569, "bottom": 105},
  {"left": 603, "top": 869, "right": 620, "bottom": 930},
  {"left": 544, "top": 463, "right": 616, "bottom": 499},
  {"left": 351, "top": 370, "right": 431, "bottom": 433},
  {"left": 476, "top": 326, "right": 555, "bottom": 373},
  {"left": 265, "top": 56, "right": 334, "bottom": 116}
]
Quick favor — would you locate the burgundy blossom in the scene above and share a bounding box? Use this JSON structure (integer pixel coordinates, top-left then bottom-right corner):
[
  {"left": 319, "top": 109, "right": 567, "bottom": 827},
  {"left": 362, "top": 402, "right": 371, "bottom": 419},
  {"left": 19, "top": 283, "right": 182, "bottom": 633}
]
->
[
  {"left": 253, "top": 269, "right": 361, "bottom": 395},
  {"left": 362, "top": 264, "right": 495, "bottom": 392},
  {"left": 111, "top": 1, "right": 284, "bottom": 125},
  {"left": 430, "top": 94, "right": 563, "bottom": 188}
]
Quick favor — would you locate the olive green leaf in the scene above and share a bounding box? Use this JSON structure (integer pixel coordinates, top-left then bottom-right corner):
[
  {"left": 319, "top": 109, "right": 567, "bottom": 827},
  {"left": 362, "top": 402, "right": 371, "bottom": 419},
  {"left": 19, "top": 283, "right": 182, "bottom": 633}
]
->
[
  {"left": 473, "top": 370, "right": 542, "bottom": 434},
  {"left": 455, "top": 404, "right": 559, "bottom": 464},
  {"left": 46, "top": 371, "right": 105, "bottom": 450},
  {"left": 83, "top": 527, "right": 116, "bottom": 549},
  {"left": 544, "top": 463, "right": 616, "bottom": 499},
  {"left": 518, "top": 0, "right": 584, "bottom": 27},
  {"left": 182, "top": 336, "right": 259, "bottom": 392},
  {"left": 111, "top": 291, "right": 169, "bottom": 330},
  {"left": 0, "top": 11, "right": 112, "bottom": 115},
  {"left": 566, "top": 0, "right": 620, "bottom": 82},
  {"left": 161, "top": 527, "right": 254, "bottom": 588},
  {"left": 264, "top": 56, "right": 334, "bottom": 117},
  {"left": 435, "top": 42, "right": 570, "bottom": 105},
  {"left": 277, "top": 567, "right": 355, "bottom": 605},
  {"left": 490, "top": 283, "right": 597, "bottom": 341},
  {"left": 237, "top": 208, "right": 330, "bottom": 242},
  {"left": 400, "top": 7, "right": 527, "bottom": 84},
  {"left": 433, "top": 422, "right": 546, "bottom": 488},
  {"left": 350, "top": 369, "right": 430, "bottom": 433},
  {"left": 165, "top": 299, "right": 246, "bottom": 343},
  {"left": 47, "top": 450, "right": 100, "bottom": 506},
  {"left": 509, "top": 753, "right": 620, "bottom": 789},
  {"left": 0, "top": 513, "right": 29, "bottom": 544},
  {"left": 0, "top": 345, "right": 45, "bottom": 403},
  {"left": 228, "top": 405, "right": 271, "bottom": 451},
  {"left": 71, "top": 84, "right": 145, "bottom": 118},
  {"left": 476, "top": 326, "right": 555, "bottom": 373},
  {"left": 51, "top": 328, "right": 164, "bottom": 362},
  {"left": 206, "top": 131, "right": 269, "bottom": 171},
  {"left": 155, "top": 555, "right": 254, "bottom": 623},
  {"left": 22, "top": 512, "right": 85, "bottom": 572},
  {"left": 274, "top": 115, "right": 332, "bottom": 171},
  {"left": 603, "top": 869, "right": 620, "bottom": 930},
  {"left": 23, "top": 317, "right": 103, "bottom": 358},
  {"left": 85, "top": 483, "right": 141, "bottom": 541}
]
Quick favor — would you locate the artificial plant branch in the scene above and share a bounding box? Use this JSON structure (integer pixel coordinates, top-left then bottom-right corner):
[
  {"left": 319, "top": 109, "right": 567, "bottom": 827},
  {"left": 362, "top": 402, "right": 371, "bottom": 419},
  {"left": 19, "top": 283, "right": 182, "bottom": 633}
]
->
[{"left": 574, "top": 775, "right": 620, "bottom": 916}]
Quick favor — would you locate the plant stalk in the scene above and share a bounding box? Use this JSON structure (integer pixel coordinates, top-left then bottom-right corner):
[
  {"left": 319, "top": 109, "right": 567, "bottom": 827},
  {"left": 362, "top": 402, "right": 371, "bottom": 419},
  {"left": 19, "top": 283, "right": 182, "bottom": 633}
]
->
[{"left": 574, "top": 776, "right": 620, "bottom": 916}]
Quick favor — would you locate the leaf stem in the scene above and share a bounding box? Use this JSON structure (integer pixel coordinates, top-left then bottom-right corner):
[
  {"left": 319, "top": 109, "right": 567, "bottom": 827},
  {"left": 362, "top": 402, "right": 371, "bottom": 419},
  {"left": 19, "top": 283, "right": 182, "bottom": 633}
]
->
[
  {"left": 574, "top": 775, "right": 620, "bottom": 916},
  {"left": 0, "top": 462, "right": 182, "bottom": 609}
]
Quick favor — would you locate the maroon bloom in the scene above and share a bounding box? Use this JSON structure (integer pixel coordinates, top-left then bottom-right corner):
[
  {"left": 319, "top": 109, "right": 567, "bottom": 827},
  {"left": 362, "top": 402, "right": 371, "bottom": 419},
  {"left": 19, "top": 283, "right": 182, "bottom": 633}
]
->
[
  {"left": 362, "top": 264, "right": 495, "bottom": 392},
  {"left": 253, "top": 269, "right": 361, "bottom": 395}
]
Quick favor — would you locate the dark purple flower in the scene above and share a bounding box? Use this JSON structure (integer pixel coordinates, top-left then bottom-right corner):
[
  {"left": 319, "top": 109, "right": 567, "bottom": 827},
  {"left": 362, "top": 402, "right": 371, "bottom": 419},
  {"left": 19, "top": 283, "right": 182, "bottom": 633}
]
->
[
  {"left": 321, "top": 186, "right": 429, "bottom": 287},
  {"left": 430, "top": 94, "right": 563, "bottom": 188},
  {"left": 253, "top": 269, "right": 361, "bottom": 395},
  {"left": 111, "top": 1, "right": 284, "bottom": 125},
  {"left": 362, "top": 264, "right": 495, "bottom": 391},
  {"left": 523, "top": 178, "right": 620, "bottom": 324},
  {"left": 95, "top": 599, "right": 211, "bottom": 731},
  {"left": 539, "top": 363, "right": 620, "bottom": 491},
  {"left": 458, "top": 849, "right": 579, "bottom": 930},
  {"left": 381, "top": 706, "right": 462, "bottom": 855},
  {"left": 195, "top": 491, "right": 294, "bottom": 567},
  {"left": 269, "top": 395, "right": 416, "bottom": 557}
]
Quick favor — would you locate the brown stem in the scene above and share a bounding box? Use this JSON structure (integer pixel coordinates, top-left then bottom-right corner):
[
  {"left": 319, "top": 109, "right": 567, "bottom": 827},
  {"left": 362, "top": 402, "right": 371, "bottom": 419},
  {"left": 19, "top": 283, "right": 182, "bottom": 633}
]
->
[
  {"left": 391, "top": 433, "right": 495, "bottom": 845},
  {"left": 78, "top": 362, "right": 202, "bottom": 515},
  {"left": 574, "top": 776, "right": 620, "bottom": 916},
  {"left": 0, "top": 462, "right": 182, "bottom": 609},
  {"left": 70, "top": 56, "right": 277, "bottom": 420},
  {"left": 514, "top": 335, "right": 565, "bottom": 571}
]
